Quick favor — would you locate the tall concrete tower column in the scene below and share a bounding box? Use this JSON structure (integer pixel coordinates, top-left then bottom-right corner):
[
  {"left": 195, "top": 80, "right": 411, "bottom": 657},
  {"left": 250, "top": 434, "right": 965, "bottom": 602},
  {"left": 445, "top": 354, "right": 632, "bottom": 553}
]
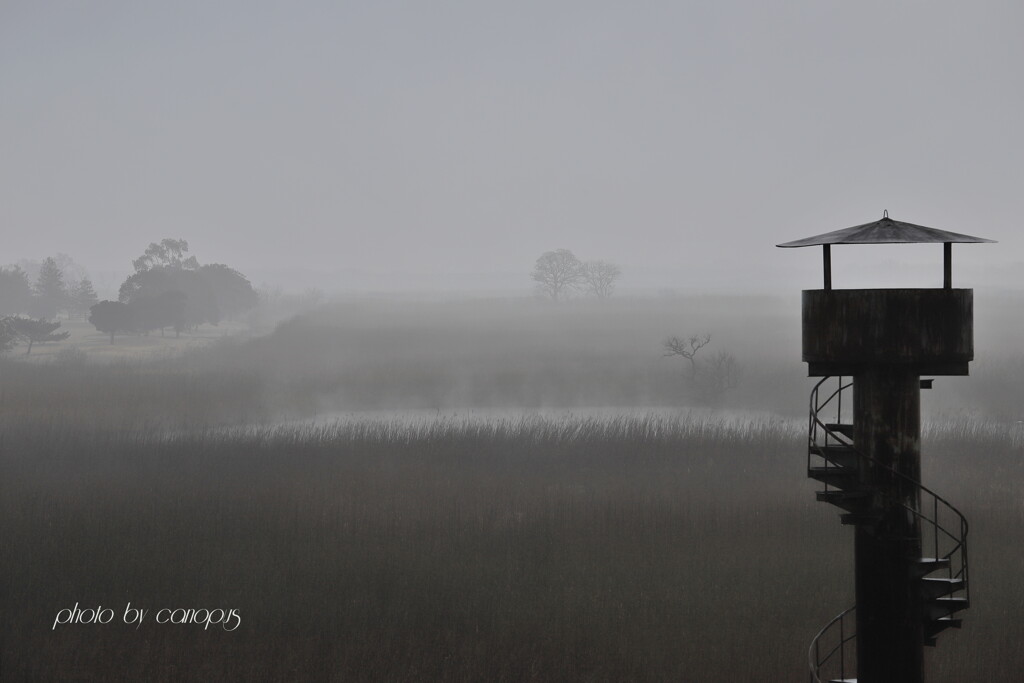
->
[{"left": 854, "top": 367, "right": 923, "bottom": 682}]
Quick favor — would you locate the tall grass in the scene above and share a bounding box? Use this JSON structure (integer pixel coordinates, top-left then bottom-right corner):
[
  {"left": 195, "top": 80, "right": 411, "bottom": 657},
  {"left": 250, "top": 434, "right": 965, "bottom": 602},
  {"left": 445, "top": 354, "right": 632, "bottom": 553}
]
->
[
  {"left": 0, "top": 356, "right": 268, "bottom": 429},
  {"left": 3, "top": 414, "right": 1020, "bottom": 681}
]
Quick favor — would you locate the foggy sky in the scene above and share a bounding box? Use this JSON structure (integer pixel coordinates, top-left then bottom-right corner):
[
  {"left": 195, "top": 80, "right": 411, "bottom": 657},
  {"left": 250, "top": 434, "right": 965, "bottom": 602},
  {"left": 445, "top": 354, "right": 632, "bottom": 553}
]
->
[{"left": 2, "top": 1, "right": 1022, "bottom": 293}]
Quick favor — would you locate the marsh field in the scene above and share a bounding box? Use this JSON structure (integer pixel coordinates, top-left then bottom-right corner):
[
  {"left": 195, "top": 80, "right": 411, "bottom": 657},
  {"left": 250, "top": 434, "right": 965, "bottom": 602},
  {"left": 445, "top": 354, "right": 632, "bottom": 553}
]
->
[{"left": 3, "top": 294, "right": 1023, "bottom": 681}]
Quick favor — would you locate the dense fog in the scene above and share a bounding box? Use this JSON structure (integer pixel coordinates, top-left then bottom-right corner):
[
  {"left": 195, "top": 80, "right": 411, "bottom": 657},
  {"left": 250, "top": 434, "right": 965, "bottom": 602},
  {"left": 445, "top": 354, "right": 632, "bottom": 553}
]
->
[{"left": 4, "top": 1, "right": 1023, "bottom": 681}]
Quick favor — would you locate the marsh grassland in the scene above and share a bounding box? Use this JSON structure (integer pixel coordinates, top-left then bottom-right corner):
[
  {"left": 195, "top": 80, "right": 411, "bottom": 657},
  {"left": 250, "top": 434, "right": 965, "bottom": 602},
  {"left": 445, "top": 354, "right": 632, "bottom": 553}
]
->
[{"left": 2, "top": 296, "right": 1022, "bottom": 681}]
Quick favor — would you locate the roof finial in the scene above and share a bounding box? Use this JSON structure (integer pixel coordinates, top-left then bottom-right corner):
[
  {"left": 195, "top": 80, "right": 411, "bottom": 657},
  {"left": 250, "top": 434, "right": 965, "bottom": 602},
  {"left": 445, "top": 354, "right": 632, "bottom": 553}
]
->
[{"left": 883, "top": 209, "right": 889, "bottom": 219}]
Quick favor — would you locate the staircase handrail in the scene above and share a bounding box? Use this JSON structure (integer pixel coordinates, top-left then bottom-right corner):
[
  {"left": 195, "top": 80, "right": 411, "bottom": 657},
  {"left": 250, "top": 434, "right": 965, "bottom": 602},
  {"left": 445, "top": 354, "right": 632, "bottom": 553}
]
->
[
  {"left": 808, "top": 605, "right": 856, "bottom": 683},
  {"left": 809, "top": 377, "right": 969, "bottom": 588},
  {"left": 806, "top": 376, "right": 970, "bottom": 682}
]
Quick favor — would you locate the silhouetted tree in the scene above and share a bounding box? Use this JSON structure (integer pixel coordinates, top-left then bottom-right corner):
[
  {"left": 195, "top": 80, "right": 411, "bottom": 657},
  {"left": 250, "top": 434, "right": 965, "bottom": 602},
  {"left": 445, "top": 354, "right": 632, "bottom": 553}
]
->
[
  {"left": 120, "top": 268, "right": 219, "bottom": 328},
  {"left": 582, "top": 261, "right": 621, "bottom": 299},
  {"left": 32, "top": 257, "right": 67, "bottom": 319},
  {"left": 120, "top": 240, "right": 257, "bottom": 326},
  {"left": 197, "top": 264, "right": 258, "bottom": 318},
  {"left": 6, "top": 316, "right": 70, "bottom": 355},
  {"left": 663, "top": 334, "right": 741, "bottom": 404},
  {"left": 89, "top": 301, "right": 135, "bottom": 344},
  {"left": 532, "top": 249, "right": 584, "bottom": 301},
  {"left": 0, "top": 267, "right": 33, "bottom": 316},
  {"left": 131, "top": 290, "right": 188, "bottom": 337}
]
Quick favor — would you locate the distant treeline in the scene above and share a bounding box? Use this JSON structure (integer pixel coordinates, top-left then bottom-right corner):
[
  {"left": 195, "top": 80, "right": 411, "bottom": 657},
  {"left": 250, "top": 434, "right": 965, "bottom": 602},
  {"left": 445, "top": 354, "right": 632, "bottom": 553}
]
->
[
  {"left": 0, "top": 257, "right": 98, "bottom": 320},
  {"left": 1, "top": 239, "right": 259, "bottom": 346}
]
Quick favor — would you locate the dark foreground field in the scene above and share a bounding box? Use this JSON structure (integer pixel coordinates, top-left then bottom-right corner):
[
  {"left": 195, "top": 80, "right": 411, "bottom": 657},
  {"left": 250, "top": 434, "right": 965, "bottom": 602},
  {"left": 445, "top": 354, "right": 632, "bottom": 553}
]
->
[{"left": 3, "top": 415, "right": 1021, "bottom": 682}]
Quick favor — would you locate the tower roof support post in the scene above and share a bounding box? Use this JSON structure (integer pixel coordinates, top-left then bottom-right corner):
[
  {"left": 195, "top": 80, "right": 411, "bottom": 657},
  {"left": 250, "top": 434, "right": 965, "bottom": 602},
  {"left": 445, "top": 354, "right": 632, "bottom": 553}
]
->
[
  {"left": 823, "top": 245, "right": 832, "bottom": 291},
  {"left": 944, "top": 242, "right": 952, "bottom": 289}
]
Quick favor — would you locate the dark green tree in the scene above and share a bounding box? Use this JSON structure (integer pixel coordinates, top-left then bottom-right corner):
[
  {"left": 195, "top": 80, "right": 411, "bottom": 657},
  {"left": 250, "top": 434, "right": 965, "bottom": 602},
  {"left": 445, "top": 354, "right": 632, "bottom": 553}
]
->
[
  {"left": 119, "top": 242, "right": 257, "bottom": 327},
  {"left": 197, "top": 264, "right": 258, "bottom": 319},
  {"left": 120, "top": 268, "right": 219, "bottom": 328},
  {"left": 130, "top": 290, "right": 188, "bottom": 337},
  {"left": 6, "top": 316, "right": 71, "bottom": 355},
  {"left": 89, "top": 301, "right": 136, "bottom": 344}
]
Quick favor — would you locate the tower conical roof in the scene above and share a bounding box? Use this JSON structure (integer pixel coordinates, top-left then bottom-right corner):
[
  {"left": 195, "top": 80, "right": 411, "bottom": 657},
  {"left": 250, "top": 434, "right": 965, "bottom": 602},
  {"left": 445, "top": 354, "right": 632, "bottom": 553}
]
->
[{"left": 777, "top": 214, "right": 996, "bottom": 248}]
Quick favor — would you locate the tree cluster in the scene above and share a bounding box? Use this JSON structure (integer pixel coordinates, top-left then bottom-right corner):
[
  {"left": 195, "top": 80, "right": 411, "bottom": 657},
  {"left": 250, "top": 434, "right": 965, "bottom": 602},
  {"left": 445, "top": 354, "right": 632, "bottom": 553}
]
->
[
  {"left": 0, "top": 259, "right": 98, "bottom": 320},
  {"left": 531, "top": 249, "right": 622, "bottom": 301},
  {"left": 117, "top": 239, "right": 257, "bottom": 328},
  {"left": 88, "top": 238, "right": 258, "bottom": 342},
  {"left": 89, "top": 294, "right": 186, "bottom": 344}
]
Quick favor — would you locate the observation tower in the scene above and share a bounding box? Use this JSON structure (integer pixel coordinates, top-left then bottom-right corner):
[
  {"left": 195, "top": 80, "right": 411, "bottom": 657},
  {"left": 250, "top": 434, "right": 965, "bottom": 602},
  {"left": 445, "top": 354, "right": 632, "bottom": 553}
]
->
[{"left": 777, "top": 212, "right": 994, "bottom": 683}]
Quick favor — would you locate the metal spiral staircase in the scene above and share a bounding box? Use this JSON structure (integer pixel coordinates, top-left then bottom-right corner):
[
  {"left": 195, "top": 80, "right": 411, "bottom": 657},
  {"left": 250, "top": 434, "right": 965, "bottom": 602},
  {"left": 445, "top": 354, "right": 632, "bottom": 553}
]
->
[{"left": 806, "top": 376, "right": 970, "bottom": 683}]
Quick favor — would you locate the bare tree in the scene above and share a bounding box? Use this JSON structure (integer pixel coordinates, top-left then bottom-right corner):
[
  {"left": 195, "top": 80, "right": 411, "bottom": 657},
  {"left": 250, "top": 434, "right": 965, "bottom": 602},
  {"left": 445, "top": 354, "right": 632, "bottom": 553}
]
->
[
  {"left": 664, "top": 334, "right": 742, "bottom": 403},
  {"left": 582, "top": 261, "right": 621, "bottom": 299},
  {"left": 663, "top": 333, "right": 712, "bottom": 378},
  {"left": 532, "top": 249, "right": 584, "bottom": 301}
]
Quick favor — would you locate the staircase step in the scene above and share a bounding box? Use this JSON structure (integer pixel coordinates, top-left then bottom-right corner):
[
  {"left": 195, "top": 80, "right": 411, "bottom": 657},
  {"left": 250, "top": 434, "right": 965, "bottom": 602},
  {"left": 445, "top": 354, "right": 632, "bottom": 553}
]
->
[
  {"left": 811, "top": 444, "right": 860, "bottom": 469},
  {"left": 825, "top": 422, "right": 855, "bottom": 439},
  {"left": 817, "top": 489, "right": 875, "bottom": 513},
  {"left": 808, "top": 466, "right": 861, "bottom": 489},
  {"left": 840, "top": 511, "right": 884, "bottom": 525},
  {"left": 924, "top": 596, "right": 969, "bottom": 621},
  {"left": 925, "top": 616, "right": 962, "bottom": 643},
  {"left": 920, "top": 576, "right": 966, "bottom": 600},
  {"left": 912, "top": 557, "right": 951, "bottom": 578}
]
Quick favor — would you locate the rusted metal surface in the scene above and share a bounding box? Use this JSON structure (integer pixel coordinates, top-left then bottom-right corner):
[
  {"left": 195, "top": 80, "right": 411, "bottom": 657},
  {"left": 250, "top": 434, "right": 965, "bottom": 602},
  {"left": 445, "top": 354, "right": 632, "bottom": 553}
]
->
[
  {"left": 777, "top": 215, "right": 995, "bottom": 247},
  {"left": 802, "top": 289, "right": 972, "bottom": 376}
]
